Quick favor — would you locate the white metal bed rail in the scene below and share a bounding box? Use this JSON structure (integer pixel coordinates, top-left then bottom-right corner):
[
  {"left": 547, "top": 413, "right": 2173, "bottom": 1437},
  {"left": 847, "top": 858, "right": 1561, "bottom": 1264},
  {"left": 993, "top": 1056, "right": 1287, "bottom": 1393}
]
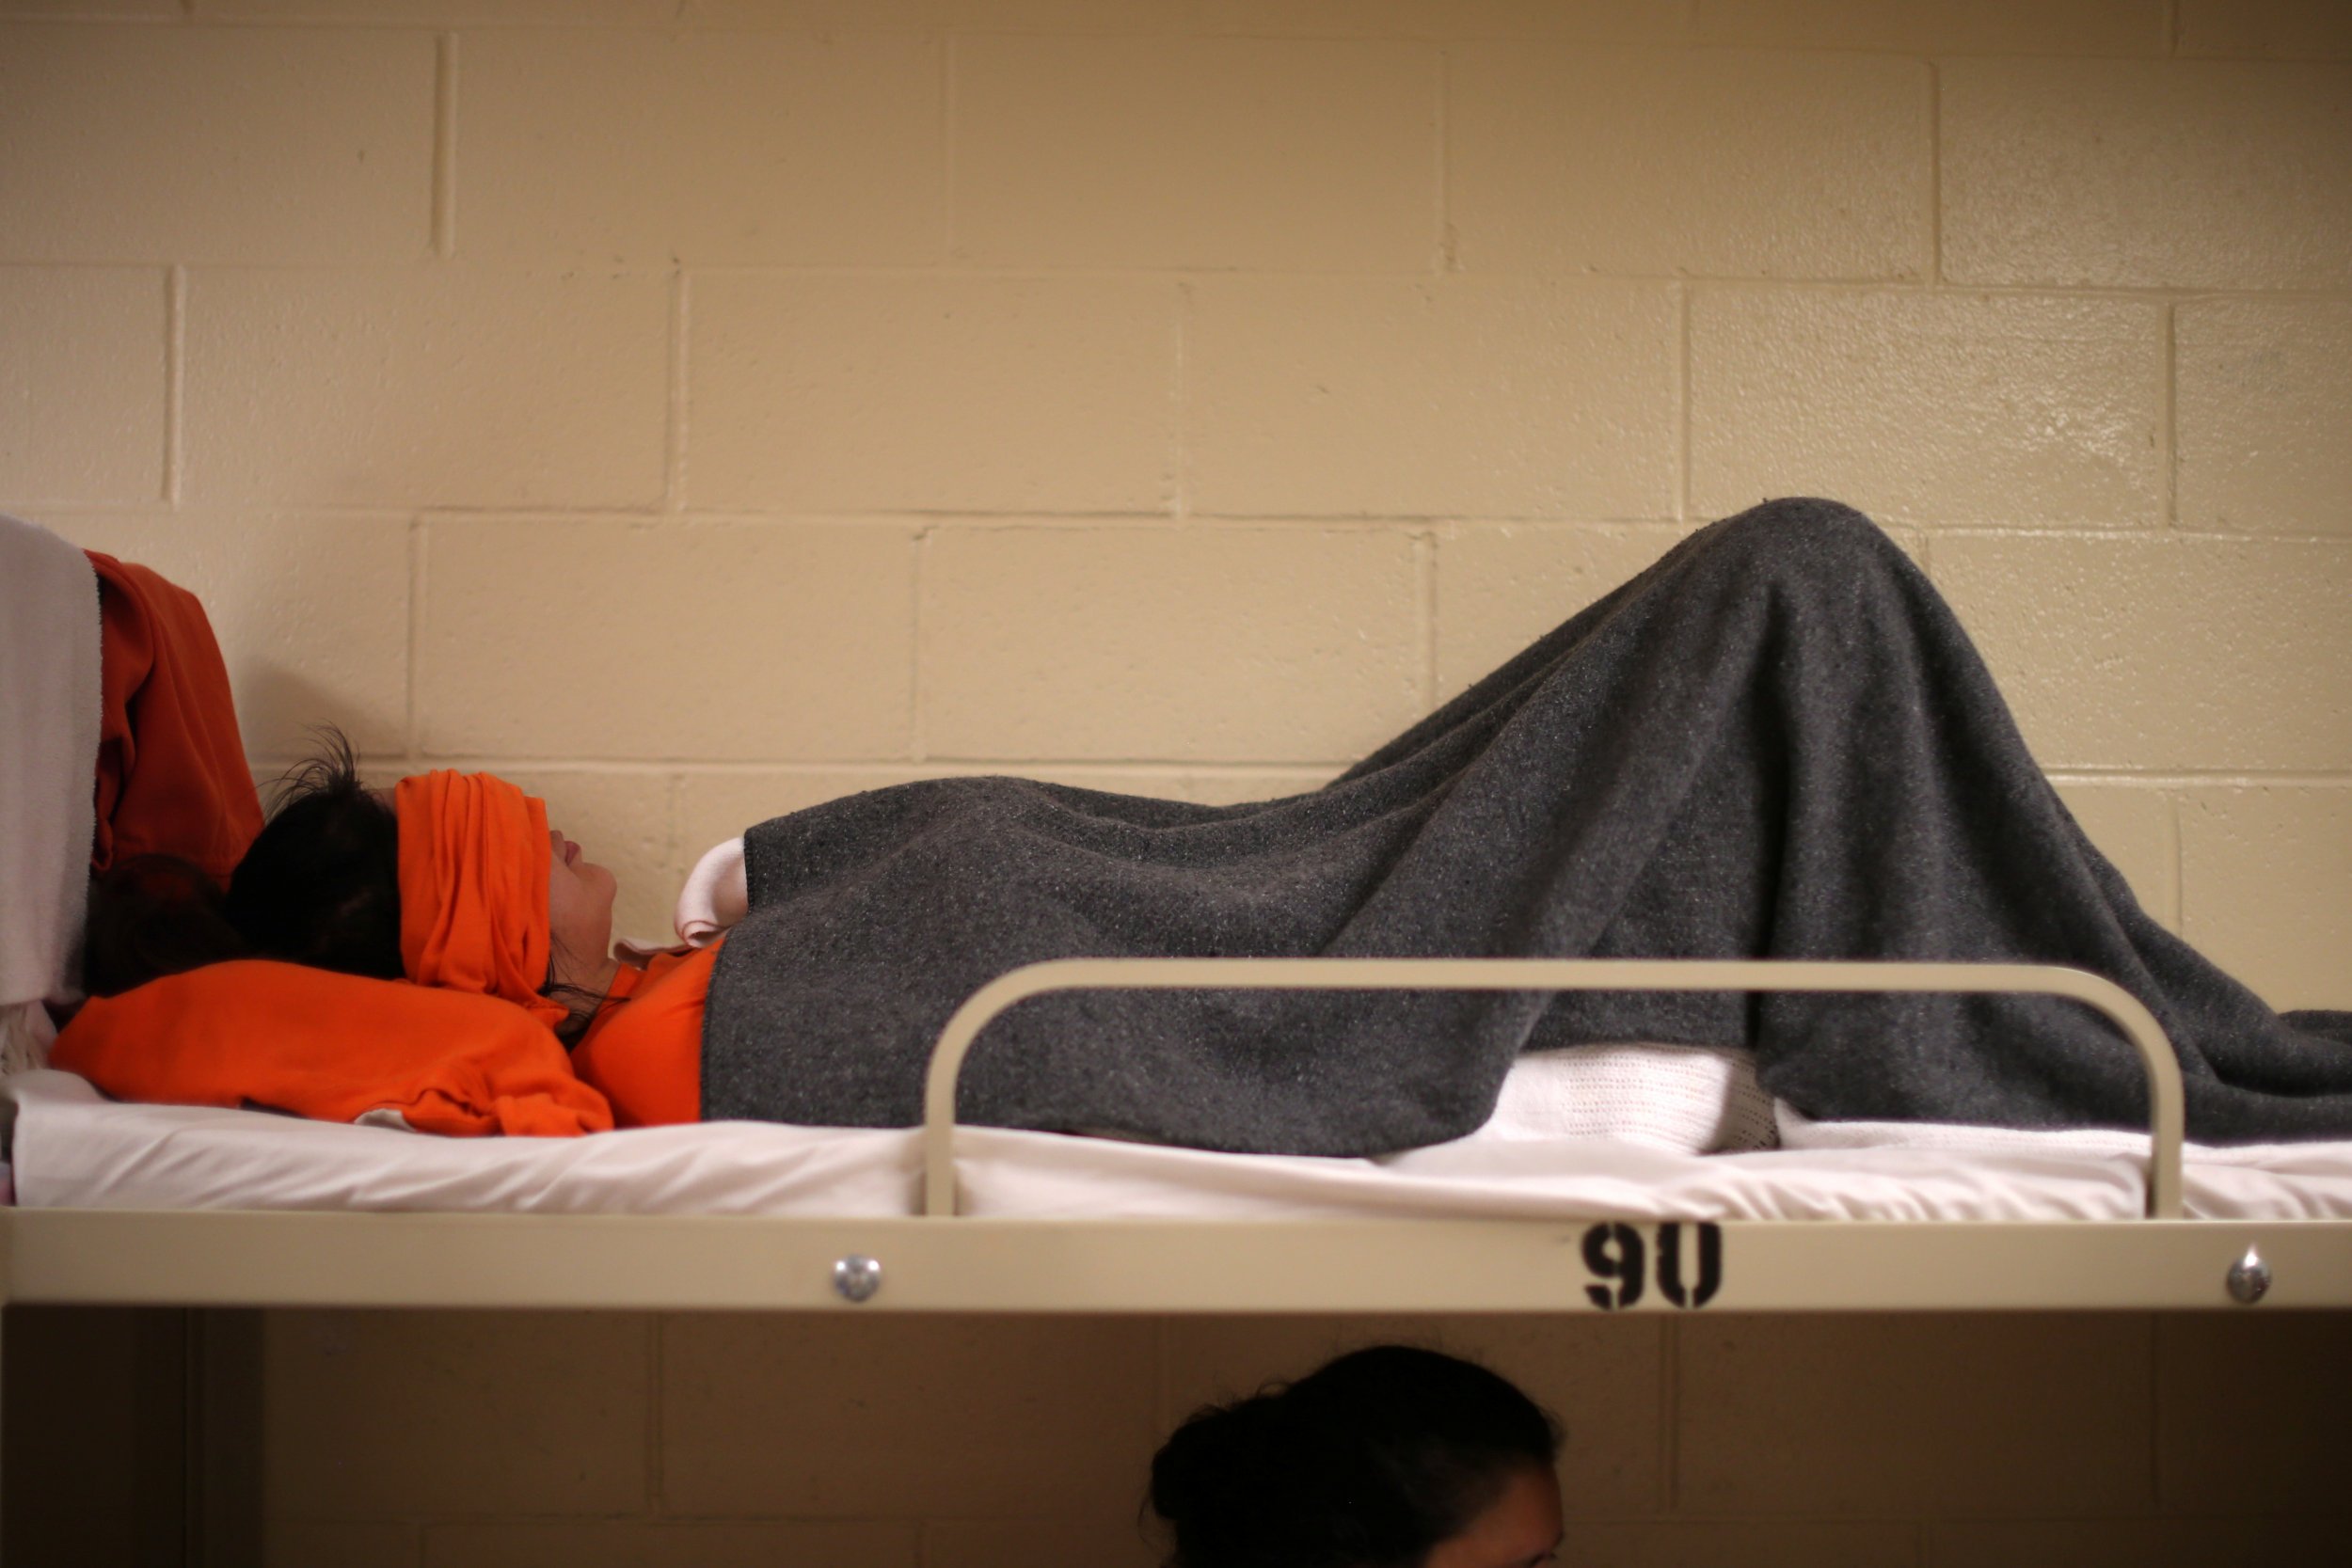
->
[{"left": 921, "top": 958, "right": 2186, "bottom": 1220}]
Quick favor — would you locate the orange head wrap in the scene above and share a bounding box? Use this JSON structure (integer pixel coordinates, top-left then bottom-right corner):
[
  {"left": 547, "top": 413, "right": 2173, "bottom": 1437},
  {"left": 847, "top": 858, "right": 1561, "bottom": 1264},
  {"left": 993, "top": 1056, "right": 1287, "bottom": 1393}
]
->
[{"left": 394, "top": 771, "right": 569, "bottom": 1033}]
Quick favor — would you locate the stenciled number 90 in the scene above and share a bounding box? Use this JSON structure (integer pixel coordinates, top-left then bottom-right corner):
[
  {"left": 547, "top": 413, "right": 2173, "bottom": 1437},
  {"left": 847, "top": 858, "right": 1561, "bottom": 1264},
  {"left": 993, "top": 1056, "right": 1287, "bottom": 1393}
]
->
[{"left": 1581, "top": 1221, "right": 1724, "bottom": 1310}]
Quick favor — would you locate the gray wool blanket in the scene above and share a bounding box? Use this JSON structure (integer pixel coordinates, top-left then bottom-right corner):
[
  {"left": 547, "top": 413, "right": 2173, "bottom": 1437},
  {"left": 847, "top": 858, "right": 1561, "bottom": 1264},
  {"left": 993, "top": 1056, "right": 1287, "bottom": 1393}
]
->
[{"left": 704, "top": 499, "right": 2352, "bottom": 1150}]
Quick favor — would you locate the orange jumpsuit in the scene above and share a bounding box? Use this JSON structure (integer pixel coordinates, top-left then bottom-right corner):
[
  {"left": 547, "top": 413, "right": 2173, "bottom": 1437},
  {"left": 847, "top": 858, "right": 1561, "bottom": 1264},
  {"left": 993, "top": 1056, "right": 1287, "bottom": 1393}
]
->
[{"left": 568, "top": 942, "right": 721, "bottom": 1127}]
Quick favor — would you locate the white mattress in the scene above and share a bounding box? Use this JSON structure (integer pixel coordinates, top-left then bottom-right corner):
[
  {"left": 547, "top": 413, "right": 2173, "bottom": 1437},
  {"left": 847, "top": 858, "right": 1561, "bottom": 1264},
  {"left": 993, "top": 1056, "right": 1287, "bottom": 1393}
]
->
[{"left": 10, "top": 1068, "right": 2352, "bottom": 1223}]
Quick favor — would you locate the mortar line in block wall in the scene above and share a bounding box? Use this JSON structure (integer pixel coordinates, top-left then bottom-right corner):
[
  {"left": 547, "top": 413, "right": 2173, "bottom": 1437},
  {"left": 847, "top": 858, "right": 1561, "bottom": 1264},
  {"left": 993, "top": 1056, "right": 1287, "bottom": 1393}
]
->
[
  {"left": 644, "top": 1313, "right": 665, "bottom": 1519},
  {"left": 1372, "top": 276, "right": 2352, "bottom": 304},
  {"left": 2044, "top": 769, "right": 2352, "bottom": 788},
  {"left": 236, "top": 753, "right": 2352, "bottom": 785},
  {"left": 2165, "top": 0, "right": 2183, "bottom": 55},
  {"left": 87, "top": 503, "right": 1702, "bottom": 531},
  {"left": 177, "top": 1307, "right": 198, "bottom": 1564},
  {"left": 1893, "top": 523, "right": 2352, "bottom": 546},
  {"left": 405, "top": 517, "right": 425, "bottom": 764},
  {"left": 1660, "top": 1316, "right": 1682, "bottom": 1513},
  {"left": 1924, "top": 59, "right": 1942, "bottom": 287},
  {"left": 620, "top": 513, "right": 2352, "bottom": 543},
  {"left": 910, "top": 526, "right": 931, "bottom": 762},
  {"left": 2161, "top": 300, "right": 2179, "bottom": 530},
  {"left": 24, "top": 5, "right": 195, "bottom": 21},
  {"left": 664, "top": 270, "right": 690, "bottom": 513},
  {"left": 1435, "top": 46, "right": 1454, "bottom": 272},
  {"left": 163, "top": 264, "right": 183, "bottom": 506},
  {"left": 2168, "top": 793, "right": 2186, "bottom": 932},
  {"left": 1174, "top": 511, "right": 1687, "bottom": 528},
  {"left": 111, "top": 18, "right": 2236, "bottom": 57},
  {"left": 790, "top": 263, "right": 2352, "bottom": 300},
  {"left": 1172, "top": 280, "right": 1192, "bottom": 518},
  {"left": 433, "top": 33, "right": 456, "bottom": 260},
  {"left": 1675, "top": 280, "right": 1691, "bottom": 522},
  {"left": 1416, "top": 527, "right": 1436, "bottom": 714},
  {"left": 661, "top": 772, "right": 685, "bottom": 918},
  {"left": 2144, "top": 1317, "right": 2171, "bottom": 1516},
  {"left": 134, "top": 255, "right": 2349, "bottom": 302},
  {"left": 6, "top": 223, "right": 2317, "bottom": 292},
  {"left": 940, "top": 34, "right": 958, "bottom": 264}
]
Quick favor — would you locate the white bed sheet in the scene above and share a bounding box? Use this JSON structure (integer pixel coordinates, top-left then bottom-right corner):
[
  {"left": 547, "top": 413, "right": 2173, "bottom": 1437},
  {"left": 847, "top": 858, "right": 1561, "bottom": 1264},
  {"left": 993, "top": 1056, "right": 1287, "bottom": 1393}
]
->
[{"left": 11, "top": 1069, "right": 2352, "bottom": 1224}]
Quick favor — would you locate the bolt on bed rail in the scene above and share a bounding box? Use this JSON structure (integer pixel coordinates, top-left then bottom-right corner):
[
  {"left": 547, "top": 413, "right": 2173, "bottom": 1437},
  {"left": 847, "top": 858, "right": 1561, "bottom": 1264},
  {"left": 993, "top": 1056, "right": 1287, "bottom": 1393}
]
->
[{"left": 920, "top": 958, "right": 2185, "bottom": 1221}]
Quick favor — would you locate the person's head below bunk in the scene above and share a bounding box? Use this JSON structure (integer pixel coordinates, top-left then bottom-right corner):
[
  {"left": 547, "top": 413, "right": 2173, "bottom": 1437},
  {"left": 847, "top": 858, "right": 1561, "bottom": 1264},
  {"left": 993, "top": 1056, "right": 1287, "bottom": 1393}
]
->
[
  {"left": 1149, "top": 1344, "right": 1564, "bottom": 1568},
  {"left": 84, "top": 731, "right": 619, "bottom": 1043}
]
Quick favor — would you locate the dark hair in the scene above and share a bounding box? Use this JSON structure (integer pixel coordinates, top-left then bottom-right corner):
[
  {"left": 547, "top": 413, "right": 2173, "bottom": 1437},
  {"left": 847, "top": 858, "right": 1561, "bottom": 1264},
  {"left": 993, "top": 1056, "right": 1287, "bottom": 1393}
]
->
[
  {"left": 225, "top": 730, "right": 405, "bottom": 981},
  {"left": 1149, "top": 1345, "right": 1562, "bottom": 1568}
]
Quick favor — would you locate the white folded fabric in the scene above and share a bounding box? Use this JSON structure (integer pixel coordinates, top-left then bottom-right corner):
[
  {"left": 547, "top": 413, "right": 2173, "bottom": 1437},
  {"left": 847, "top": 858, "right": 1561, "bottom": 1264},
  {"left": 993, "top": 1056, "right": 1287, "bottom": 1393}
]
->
[
  {"left": 674, "top": 835, "right": 749, "bottom": 947},
  {"left": 0, "top": 516, "right": 103, "bottom": 1074},
  {"left": 1482, "top": 1042, "right": 1776, "bottom": 1152}
]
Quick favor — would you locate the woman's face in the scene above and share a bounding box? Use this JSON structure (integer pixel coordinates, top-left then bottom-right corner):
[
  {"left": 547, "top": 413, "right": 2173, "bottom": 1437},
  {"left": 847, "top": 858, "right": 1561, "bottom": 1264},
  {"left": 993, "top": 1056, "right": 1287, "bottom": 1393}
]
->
[
  {"left": 1422, "top": 1463, "right": 1563, "bottom": 1568},
  {"left": 547, "top": 825, "right": 617, "bottom": 986}
]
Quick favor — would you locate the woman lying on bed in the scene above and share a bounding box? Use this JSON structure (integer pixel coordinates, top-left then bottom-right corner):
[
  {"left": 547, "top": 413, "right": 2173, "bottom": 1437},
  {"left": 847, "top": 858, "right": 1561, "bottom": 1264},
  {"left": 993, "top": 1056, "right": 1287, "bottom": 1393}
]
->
[
  {"left": 59, "top": 499, "right": 2352, "bottom": 1147},
  {"left": 64, "top": 752, "right": 677, "bottom": 1133}
]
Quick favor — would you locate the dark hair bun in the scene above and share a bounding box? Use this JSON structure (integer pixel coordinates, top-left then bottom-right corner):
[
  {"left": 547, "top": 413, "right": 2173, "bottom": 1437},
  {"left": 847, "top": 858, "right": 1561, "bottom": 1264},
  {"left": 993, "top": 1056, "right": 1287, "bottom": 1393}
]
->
[
  {"left": 1150, "top": 1393, "right": 1277, "bottom": 1518},
  {"left": 1152, "top": 1395, "right": 1359, "bottom": 1543},
  {"left": 1152, "top": 1391, "right": 1390, "bottom": 1568},
  {"left": 1149, "top": 1345, "right": 1559, "bottom": 1568}
]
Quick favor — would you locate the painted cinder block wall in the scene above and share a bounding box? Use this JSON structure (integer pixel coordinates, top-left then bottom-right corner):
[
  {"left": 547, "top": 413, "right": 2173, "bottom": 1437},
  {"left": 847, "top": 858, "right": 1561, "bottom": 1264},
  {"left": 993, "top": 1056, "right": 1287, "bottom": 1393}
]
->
[{"left": 4, "top": 0, "right": 2349, "bottom": 1563}]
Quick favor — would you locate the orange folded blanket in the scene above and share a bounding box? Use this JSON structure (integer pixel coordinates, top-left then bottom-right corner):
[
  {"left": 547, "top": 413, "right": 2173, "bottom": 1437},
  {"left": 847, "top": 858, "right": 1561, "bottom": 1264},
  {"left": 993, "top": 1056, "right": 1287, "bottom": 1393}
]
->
[{"left": 52, "top": 959, "right": 613, "bottom": 1137}]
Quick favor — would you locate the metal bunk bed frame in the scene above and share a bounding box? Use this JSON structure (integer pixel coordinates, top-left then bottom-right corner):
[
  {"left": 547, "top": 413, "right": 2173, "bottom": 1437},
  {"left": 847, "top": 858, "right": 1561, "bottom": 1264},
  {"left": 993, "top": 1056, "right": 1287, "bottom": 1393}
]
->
[
  {"left": 10, "top": 957, "right": 2352, "bottom": 1544},
  {"left": 6, "top": 956, "right": 2348, "bottom": 1331}
]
